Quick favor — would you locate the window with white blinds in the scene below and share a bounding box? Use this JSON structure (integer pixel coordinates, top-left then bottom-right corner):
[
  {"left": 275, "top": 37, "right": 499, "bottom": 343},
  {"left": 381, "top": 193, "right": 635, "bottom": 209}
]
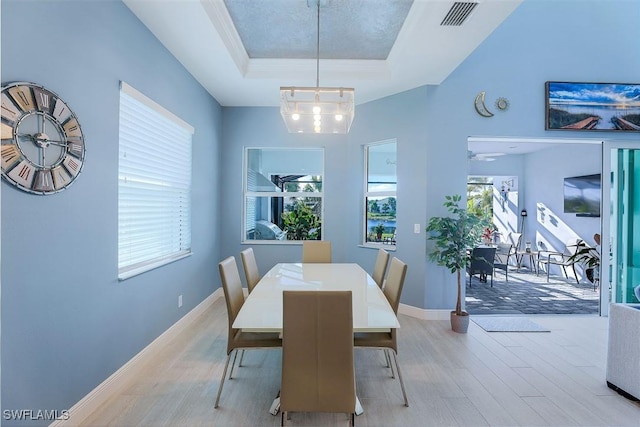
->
[{"left": 118, "top": 82, "right": 194, "bottom": 280}]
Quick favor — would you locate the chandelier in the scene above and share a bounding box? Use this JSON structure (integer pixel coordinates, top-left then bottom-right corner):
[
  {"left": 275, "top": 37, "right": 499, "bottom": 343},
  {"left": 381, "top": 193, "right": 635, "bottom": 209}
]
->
[{"left": 280, "top": 0, "right": 355, "bottom": 134}]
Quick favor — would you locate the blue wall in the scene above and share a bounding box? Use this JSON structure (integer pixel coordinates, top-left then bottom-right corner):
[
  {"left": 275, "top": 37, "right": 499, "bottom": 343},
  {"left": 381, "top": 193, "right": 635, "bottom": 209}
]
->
[
  {"left": 1, "top": 0, "right": 221, "bottom": 423},
  {"left": 422, "top": 0, "right": 640, "bottom": 307},
  {"left": 221, "top": 0, "right": 640, "bottom": 312}
]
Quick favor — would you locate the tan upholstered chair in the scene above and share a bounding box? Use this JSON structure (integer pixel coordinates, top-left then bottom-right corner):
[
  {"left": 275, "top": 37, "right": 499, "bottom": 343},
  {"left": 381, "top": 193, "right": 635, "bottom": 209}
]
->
[
  {"left": 372, "top": 248, "right": 390, "bottom": 288},
  {"left": 302, "top": 240, "right": 332, "bottom": 263},
  {"left": 354, "top": 257, "right": 409, "bottom": 406},
  {"left": 240, "top": 247, "right": 260, "bottom": 293},
  {"left": 281, "top": 290, "right": 356, "bottom": 426},
  {"left": 214, "top": 256, "right": 281, "bottom": 408}
]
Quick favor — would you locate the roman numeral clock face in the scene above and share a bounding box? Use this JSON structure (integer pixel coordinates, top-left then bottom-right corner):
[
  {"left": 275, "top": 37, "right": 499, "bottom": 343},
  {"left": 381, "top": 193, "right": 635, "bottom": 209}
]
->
[{"left": 1, "top": 82, "right": 85, "bottom": 194}]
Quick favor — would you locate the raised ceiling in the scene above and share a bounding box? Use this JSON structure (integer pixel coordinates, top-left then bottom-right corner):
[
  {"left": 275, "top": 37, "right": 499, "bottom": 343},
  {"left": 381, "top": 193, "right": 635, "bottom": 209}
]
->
[
  {"left": 224, "top": 0, "right": 413, "bottom": 60},
  {"left": 123, "top": 0, "right": 523, "bottom": 107}
]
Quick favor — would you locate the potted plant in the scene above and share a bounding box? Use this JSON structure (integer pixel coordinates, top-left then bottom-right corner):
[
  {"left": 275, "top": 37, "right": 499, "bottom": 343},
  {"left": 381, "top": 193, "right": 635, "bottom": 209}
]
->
[
  {"left": 373, "top": 222, "right": 385, "bottom": 241},
  {"left": 426, "top": 194, "right": 490, "bottom": 333},
  {"left": 567, "top": 239, "right": 600, "bottom": 283}
]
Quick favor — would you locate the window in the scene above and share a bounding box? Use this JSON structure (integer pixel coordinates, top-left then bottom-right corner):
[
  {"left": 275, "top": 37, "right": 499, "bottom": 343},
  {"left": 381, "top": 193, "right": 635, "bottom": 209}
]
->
[
  {"left": 364, "top": 140, "right": 396, "bottom": 249},
  {"left": 118, "top": 82, "right": 194, "bottom": 279},
  {"left": 467, "top": 176, "right": 494, "bottom": 219},
  {"left": 243, "top": 148, "right": 324, "bottom": 243}
]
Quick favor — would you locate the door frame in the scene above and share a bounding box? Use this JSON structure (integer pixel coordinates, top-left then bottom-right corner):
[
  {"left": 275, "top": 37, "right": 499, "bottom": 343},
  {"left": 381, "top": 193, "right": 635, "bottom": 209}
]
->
[{"left": 602, "top": 140, "right": 640, "bottom": 316}]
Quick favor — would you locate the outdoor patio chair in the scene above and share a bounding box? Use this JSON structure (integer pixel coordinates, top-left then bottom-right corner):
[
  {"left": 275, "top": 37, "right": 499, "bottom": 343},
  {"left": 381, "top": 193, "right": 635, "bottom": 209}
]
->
[
  {"left": 467, "top": 247, "right": 497, "bottom": 287},
  {"left": 506, "top": 232, "right": 522, "bottom": 265},
  {"left": 538, "top": 238, "right": 581, "bottom": 284},
  {"left": 493, "top": 243, "right": 511, "bottom": 281}
]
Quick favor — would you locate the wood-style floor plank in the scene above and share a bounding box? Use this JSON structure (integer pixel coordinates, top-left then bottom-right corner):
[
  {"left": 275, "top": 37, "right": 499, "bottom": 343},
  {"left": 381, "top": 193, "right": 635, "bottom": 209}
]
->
[{"left": 79, "top": 299, "right": 640, "bottom": 426}]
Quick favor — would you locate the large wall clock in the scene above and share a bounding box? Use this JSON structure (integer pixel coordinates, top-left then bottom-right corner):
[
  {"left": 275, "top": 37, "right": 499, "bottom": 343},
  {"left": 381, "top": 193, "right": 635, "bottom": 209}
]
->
[{"left": 1, "top": 81, "right": 85, "bottom": 194}]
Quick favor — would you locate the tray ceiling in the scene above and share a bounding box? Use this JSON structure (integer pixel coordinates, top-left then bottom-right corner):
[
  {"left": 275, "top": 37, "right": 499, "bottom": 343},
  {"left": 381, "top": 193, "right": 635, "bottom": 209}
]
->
[{"left": 123, "top": 0, "right": 523, "bottom": 107}]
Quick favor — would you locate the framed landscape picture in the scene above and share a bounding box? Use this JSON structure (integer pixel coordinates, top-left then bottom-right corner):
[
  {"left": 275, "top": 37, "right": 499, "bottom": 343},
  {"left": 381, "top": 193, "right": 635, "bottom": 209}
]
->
[{"left": 545, "top": 82, "right": 640, "bottom": 131}]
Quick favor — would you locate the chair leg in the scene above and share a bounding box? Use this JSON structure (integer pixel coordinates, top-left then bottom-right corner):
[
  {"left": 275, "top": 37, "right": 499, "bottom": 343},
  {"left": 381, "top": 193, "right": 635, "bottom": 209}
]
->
[
  {"left": 214, "top": 350, "right": 234, "bottom": 408},
  {"left": 350, "top": 412, "right": 355, "bottom": 426},
  {"left": 385, "top": 349, "right": 396, "bottom": 379},
  {"left": 228, "top": 347, "right": 240, "bottom": 379},
  {"left": 238, "top": 349, "right": 246, "bottom": 367},
  {"left": 390, "top": 351, "right": 409, "bottom": 407}
]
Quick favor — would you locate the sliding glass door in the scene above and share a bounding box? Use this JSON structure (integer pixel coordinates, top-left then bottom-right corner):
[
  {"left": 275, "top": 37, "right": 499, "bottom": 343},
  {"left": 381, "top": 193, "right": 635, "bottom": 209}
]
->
[{"left": 602, "top": 141, "right": 640, "bottom": 315}]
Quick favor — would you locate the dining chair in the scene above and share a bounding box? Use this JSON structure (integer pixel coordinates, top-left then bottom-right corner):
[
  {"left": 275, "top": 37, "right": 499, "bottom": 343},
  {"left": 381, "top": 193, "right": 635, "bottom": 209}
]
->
[
  {"left": 240, "top": 247, "right": 260, "bottom": 294},
  {"left": 302, "top": 240, "right": 332, "bottom": 263},
  {"left": 372, "top": 248, "right": 390, "bottom": 288},
  {"left": 281, "top": 290, "right": 356, "bottom": 426},
  {"left": 354, "top": 257, "right": 409, "bottom": 407},
  {"left": 214, "top": 256, "right": 282, "bottom": 409}
]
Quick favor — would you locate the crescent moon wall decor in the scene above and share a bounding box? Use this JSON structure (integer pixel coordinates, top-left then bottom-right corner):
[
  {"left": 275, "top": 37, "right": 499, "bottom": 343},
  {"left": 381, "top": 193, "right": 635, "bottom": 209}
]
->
[{"left": 474, "top": 91, "right": 494, "bottom": 117}]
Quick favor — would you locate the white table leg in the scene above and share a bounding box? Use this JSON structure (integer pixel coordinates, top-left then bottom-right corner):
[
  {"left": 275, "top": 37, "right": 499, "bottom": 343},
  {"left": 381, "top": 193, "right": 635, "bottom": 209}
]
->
[
  {"left": 355, "top": 396, "right": 364, "bottom": 415},
  {"left": 270, "top": 394, "right": 363, "bottom": 416}
]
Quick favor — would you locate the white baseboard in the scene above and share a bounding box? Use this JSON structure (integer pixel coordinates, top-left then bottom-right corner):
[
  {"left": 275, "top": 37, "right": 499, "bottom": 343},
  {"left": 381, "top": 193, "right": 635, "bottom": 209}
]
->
[
  {"left": 50, "top": 288, "right": 224, "bottom": 427},
  {"left": 398, "top": 303, "right": 451, "bottom": 321}
]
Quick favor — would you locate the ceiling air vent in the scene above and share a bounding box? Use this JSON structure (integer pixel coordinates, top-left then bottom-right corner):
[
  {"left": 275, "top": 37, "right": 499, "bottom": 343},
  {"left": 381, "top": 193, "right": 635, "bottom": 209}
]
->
[{"left": 440, "top": 2, "right": 478, "bottom": 26}]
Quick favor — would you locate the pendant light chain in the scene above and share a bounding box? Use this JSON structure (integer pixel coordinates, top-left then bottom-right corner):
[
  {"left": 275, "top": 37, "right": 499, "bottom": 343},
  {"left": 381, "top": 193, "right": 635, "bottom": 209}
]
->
[{"left": 316, "top": 0, "right": 320, "bottom": 88}]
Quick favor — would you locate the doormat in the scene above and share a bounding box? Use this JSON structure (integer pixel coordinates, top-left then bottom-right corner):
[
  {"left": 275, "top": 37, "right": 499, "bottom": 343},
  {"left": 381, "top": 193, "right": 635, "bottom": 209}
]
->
[{"left": 472, "top": 316, "right": 550, "bottom": 332}]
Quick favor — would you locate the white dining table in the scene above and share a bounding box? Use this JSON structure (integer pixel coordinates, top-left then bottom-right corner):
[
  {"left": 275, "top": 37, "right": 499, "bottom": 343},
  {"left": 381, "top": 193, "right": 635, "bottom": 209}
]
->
[
  {"left": 232, "top": 262, "right": 400, "bottom": 332},
  {"left": 232, "top": 262, "right": 400, "bottom": 417}
]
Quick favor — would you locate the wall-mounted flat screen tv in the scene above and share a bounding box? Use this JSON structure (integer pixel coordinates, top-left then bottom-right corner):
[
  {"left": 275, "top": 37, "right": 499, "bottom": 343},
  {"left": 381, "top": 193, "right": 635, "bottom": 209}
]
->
[{"left": 563, "top": 174, "right": 601, "bottom": 217}]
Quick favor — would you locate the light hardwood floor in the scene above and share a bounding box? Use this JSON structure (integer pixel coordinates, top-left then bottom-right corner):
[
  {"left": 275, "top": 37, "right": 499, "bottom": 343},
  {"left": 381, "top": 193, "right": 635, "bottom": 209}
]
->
[{"left": 80, "top": 298, "right": 640, "bottom": 426}]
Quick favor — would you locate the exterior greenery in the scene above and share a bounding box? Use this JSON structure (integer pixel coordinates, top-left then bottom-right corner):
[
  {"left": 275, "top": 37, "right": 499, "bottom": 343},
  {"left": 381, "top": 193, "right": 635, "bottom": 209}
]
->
[
  {"left": 466, "top": 178, "right": 493, "bottom": 223},
  {"left": 426, "top": 194, "right": 490, "bottom": 315},
  {"left": 366, "top": 196, "right": 396, "bottom": 242},
  {"left": 373, "top": 223, "right": 386, "bottom": 238},
  {"left": 281, "top": 200, "right": 321, "bottom": 240},
  {"left": 567, "top": 239, "right": 600, "bottom": 283}
]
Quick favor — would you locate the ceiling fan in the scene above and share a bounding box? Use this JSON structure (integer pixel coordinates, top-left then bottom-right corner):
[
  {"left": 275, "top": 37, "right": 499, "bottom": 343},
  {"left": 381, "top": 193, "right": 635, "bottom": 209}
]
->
[{"left": 467, "top": 150, "right": 506, "bottom": 162}]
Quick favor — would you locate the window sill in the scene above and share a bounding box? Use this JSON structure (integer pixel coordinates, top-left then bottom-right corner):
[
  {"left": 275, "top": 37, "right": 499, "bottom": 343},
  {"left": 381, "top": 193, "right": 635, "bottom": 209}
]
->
[
  {"left": 118, "top": 251, "right": 192, "bottom": 281},
  {"left": 359, "top": 243, "right": 397, "bottom": 251}
]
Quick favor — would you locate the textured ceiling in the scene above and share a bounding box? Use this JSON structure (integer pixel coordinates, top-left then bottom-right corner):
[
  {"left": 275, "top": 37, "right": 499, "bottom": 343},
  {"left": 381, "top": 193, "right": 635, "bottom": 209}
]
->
[
  {"left": 224, "top": 0, "right": 413, "bottom": 60},
  {"left": 123, "top": 0, "right": 524, "bottom": 107}
]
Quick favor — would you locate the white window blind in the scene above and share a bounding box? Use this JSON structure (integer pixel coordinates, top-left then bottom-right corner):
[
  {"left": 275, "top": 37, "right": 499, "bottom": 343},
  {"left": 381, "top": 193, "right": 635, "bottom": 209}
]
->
[{"left": 118, "top": 82, "right": 194, "bottom": 280}]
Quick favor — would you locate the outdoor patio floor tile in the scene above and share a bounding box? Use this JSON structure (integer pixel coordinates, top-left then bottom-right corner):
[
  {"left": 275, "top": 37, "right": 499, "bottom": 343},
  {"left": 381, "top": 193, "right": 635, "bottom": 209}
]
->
[{"left": 465, "top": 268, "right": 599, "bottom": 315}]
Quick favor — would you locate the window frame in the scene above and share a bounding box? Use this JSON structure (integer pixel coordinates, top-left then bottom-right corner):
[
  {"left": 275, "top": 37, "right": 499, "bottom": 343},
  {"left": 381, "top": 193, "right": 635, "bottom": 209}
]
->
[
  {"left": 242, "top": 147, "right": 325, "bottom": 244},
  {"left": 117, "top": 82, "right": 194, "bottom": 280},
  {"left": 363, "top": 139, "right": 397, "bottom": 250}
]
